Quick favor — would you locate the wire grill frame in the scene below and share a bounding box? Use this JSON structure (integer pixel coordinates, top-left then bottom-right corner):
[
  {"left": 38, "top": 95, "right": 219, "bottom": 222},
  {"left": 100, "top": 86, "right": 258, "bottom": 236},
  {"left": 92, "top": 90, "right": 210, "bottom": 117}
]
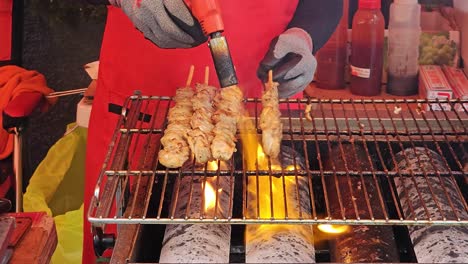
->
[{"left": 88, "top": 95, "right": 468, "bottom": 228}]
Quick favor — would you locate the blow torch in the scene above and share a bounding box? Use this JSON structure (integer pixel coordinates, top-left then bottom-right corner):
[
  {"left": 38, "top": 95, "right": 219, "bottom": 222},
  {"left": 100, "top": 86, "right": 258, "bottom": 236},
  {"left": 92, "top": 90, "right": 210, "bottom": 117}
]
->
[{"left": 184, "top": 0, "right": 238, "bottom": 88}]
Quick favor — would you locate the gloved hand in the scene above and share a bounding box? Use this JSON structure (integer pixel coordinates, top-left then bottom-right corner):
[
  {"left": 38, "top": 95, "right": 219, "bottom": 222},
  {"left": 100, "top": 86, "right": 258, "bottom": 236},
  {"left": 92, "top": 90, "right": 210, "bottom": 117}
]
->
[
  {"left": 257, "top": 28, "right": 317, "bottom": 98},
  {"left": 110, "top": 0, "right": 207, "bottom": 49}
]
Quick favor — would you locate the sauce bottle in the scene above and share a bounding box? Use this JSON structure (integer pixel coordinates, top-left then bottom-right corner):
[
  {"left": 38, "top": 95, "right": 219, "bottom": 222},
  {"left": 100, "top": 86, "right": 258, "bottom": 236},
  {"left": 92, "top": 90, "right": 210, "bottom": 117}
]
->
[
  {"left": 387, "top": 0, "right": 421, "bottom": 96},
  {"left": 350, "top": 0, "right": 385, "bottom": 96},
  {"left": 315, "top": 0, "right": 349, "bottom": 90}
]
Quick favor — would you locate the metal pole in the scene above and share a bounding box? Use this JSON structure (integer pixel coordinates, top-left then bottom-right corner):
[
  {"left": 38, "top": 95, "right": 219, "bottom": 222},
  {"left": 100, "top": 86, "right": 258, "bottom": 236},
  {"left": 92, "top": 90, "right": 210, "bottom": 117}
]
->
[{"left": 13, "top": 128, "right": 22, "bottom": 212}]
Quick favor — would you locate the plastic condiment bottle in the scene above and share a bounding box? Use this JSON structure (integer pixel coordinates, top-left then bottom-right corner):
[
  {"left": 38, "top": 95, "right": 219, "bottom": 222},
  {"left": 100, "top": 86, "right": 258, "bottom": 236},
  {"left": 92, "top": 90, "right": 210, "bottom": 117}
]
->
[
  {"left": 315, "top": 0, "right": 349, "bottom": 89},
  {"left": 350, "top": 0, "right": 385, "bottom": 96},
  {"left": 387, "top": 0, "right": 421, "bottom": 96}
]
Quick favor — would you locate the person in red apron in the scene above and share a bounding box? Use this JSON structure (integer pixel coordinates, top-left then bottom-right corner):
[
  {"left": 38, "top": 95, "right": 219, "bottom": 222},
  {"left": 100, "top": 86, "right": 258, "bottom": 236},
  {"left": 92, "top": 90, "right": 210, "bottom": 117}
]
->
[{"left": 83, "top": 0, "right": 342, "bottom": 262}]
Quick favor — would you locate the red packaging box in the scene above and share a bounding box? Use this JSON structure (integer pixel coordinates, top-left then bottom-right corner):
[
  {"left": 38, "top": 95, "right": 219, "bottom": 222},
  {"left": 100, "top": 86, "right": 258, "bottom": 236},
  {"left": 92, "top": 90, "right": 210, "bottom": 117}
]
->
[
  {"left": 419, "top": 65, "right": 453, "bottom": 111},
  {"left": 442, "top": 65, "right": 468, "bottom": 112}
]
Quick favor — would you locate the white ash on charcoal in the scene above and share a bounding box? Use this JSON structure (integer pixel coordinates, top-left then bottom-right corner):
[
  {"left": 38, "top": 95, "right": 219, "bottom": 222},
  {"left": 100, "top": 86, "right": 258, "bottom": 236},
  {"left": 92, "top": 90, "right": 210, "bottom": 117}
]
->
[
  {"left": 394, "top": 147, "right": 468, "bottom": 263},
  {"left": 159, "top": 174, "right": 232, "bottom": 263},
  {"left": 324, "top": 143, "right": 399, "bottom": 263},
  {"left": 245, "top": 145, "right": 316, "bottom": 263}
]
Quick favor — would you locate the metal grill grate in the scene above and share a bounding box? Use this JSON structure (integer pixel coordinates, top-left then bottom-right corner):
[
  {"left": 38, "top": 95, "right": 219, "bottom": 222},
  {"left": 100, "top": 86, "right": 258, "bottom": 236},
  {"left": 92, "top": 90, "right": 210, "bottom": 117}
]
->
[{"left": 88, "top": 95, "right": 468, "bottom": 229}]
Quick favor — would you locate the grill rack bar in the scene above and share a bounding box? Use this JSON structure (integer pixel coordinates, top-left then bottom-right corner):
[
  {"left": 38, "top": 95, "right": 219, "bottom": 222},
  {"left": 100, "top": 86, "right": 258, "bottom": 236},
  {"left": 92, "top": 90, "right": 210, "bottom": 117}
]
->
[{"left": 88, "top": 96, "right": 468, "bottom": 228}]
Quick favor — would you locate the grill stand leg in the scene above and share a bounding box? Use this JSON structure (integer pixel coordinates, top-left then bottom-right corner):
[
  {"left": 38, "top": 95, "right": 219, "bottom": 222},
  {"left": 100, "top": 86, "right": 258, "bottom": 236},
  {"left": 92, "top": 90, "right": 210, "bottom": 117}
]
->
[{"left": 14, "top": 128, "right": 22, "bottom": 212}]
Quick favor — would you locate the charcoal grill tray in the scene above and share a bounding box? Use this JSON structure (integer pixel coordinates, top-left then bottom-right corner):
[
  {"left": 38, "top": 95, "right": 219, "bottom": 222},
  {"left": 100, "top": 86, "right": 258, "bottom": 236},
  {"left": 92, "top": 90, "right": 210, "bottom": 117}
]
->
[{"left": 88, "top": 95, "right": 468, "bottom": 228}]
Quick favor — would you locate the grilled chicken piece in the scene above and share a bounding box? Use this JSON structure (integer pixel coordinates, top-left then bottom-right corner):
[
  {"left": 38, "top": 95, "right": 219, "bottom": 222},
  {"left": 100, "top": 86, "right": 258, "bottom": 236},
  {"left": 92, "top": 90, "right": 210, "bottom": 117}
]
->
[
  {"left": 158, "top": 87, "right": 194, "bottom": 168},
  {"left": 158, "top": 146, "right": 191, "bottom": 169},
  {"left": 211, "top": 85, "right": 243, "bottom": 161},
  {"left": 185, "top": 84, "right": 217, "bottom": 163},
  {"left": 260, "top": 79, "right": 282, "bottom": 159}
]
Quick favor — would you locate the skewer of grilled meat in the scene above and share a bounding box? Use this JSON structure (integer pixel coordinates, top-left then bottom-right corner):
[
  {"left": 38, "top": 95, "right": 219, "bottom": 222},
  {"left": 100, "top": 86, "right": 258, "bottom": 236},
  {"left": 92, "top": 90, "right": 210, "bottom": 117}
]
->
[
  {"left": 260, "top": 70, "right": 282, "bottom": 159},
  {"left": 211, "top": 85, "right": 243, "bottom": 161},
  {"left": 159, "top": 67, "right": 195, "bottom": 168},
  {"left": 186, "top": 82, "right": 217, "bottom": 163}
]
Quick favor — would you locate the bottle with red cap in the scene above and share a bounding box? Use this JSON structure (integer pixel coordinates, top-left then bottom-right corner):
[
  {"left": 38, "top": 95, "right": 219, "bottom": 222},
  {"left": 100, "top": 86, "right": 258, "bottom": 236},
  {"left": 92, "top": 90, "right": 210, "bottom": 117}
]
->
[{"left": 350, "top": 0, "right": 385, "bottom": 96}]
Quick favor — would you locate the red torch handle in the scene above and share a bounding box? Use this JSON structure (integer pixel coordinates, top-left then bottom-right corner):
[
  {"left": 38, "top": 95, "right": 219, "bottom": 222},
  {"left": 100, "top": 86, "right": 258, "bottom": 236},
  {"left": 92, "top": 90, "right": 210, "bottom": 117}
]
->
[{"left": 183, "top": 0, "right": 224, "bottom": 35}]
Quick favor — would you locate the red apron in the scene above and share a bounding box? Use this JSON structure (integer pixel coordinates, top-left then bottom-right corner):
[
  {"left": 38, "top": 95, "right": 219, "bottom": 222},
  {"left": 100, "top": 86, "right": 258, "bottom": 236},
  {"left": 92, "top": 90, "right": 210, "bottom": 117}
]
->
[
  {"left": 0, "top": 0, "right": 12, "bottom": 61},
  {"left": 83, "top": 2, "right": 298, "bottom": 262}
]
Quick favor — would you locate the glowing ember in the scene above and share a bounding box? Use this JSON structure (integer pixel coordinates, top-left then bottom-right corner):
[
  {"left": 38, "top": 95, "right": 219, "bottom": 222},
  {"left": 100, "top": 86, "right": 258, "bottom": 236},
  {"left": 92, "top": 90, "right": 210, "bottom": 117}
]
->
[
  {"left": 317, "top": 224, "right": 350, "bottom": 234},
  {"left": 285, "top": 165, "right": 299, "bottom": 171},
  {"left": 207, "top": 160, "right": 218, "bottom": 171}
]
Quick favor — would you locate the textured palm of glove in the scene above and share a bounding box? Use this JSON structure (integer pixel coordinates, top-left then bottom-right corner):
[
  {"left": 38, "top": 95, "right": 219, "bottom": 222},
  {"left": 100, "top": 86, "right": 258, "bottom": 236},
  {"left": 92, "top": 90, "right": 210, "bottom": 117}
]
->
[
  {"left": 115, "top": 0, "right": 207, "bottom": 49},
  {"left": 257, "top": 28, "right": 317, "bottom": 98}
]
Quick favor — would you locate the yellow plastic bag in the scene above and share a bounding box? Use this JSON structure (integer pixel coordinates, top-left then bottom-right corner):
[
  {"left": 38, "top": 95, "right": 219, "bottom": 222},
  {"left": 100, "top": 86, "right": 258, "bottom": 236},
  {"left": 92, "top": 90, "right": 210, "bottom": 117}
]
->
[
  {"left": 23, "top": 123, "right": 87, "bottom": 264},
  {"left": 52, "top": 205, "right": 84, "bottom": 264}
]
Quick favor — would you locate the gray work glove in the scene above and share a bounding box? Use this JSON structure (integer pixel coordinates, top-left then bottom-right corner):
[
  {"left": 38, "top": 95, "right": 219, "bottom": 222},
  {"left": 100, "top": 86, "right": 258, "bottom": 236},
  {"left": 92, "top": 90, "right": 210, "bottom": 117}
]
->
[
  {"left": 110, "top": 0, "right": 207, "bottom": 48},
  {"left": 257, "top": 28, "right": 317, "bottom": 98}
]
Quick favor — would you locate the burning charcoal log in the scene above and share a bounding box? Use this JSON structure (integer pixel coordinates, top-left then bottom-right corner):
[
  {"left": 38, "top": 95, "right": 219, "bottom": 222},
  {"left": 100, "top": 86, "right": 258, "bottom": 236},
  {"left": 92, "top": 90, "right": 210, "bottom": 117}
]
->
[
  {"left": 463, "top": 153, "right": 468, "bottom": 181},
  {"left": 394, "top": 147, "right": 468, "bottom": 263},
  {"left": 245, "top": 145, "right": 316, "bottom": 263},
  {"left": 324, "top": 143, "right": 399, "bottom": 263},
  {"left": 159, "top": 174, "right": 232, "bottom": 263}
]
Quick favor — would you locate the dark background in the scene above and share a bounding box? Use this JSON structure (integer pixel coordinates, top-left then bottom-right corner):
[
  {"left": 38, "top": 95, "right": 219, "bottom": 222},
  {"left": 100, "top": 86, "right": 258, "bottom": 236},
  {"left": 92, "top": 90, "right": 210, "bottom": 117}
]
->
[
  {"left": 18, "top": 0, "right": 106, "bottom": 188},
  {"left": 4, "top": 0, "right": 454, "bottom": 189}
]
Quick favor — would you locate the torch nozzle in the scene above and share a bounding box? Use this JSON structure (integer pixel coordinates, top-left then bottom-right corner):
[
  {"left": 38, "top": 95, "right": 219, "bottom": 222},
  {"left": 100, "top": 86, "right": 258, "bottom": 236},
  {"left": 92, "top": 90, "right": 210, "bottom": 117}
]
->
[{"left": 208, "top": 34, "right": 238, "bottom": 88}]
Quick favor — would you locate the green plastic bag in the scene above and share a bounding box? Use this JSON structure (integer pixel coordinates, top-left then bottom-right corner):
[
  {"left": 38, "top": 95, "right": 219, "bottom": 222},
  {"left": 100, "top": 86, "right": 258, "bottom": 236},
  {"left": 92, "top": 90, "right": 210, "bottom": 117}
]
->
[{"left": 23, "top": 123, "right": 87, "bottom": 264}]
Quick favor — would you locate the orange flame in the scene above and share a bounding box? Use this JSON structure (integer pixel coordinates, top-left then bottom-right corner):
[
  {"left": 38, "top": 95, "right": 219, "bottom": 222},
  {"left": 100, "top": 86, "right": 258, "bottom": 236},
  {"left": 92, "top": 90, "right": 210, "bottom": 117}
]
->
[
  {"left": 240, "top": 113, "right": 317, "bottom": 244},
  {"left": 203, "top": 161, "right": 223, "bottom": 213},
  {"left": 239, "top": 115, "right": 296, "bottom": 219},
  {"left": 204, "top": 181, "right": 217, "bottom": 212},
  {"left": 239, "top": 113, "right": 349, "bottom": 242}
]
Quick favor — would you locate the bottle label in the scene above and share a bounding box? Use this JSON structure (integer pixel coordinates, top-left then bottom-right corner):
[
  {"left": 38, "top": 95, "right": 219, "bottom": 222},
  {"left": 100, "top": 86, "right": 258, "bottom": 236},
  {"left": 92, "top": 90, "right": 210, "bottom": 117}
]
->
[{"left": 350, "top": 65, "right": 371, "bottom": 78}]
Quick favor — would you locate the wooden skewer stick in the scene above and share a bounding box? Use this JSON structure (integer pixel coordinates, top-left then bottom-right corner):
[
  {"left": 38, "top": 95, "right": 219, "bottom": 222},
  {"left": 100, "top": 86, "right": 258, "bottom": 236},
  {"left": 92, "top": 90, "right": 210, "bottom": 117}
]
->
[
  {"left": 186, "top": 65, "right": 195, "bottom": 87},
  {"left": 267, "top": 70, "right": 274, "bottom": 86},
  {"left": 204, "top": 66, "right": 210, "bottom": 85}
]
